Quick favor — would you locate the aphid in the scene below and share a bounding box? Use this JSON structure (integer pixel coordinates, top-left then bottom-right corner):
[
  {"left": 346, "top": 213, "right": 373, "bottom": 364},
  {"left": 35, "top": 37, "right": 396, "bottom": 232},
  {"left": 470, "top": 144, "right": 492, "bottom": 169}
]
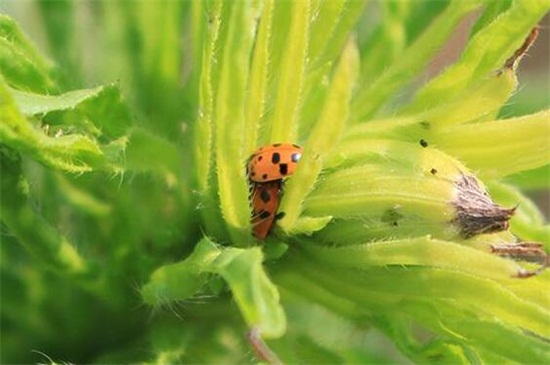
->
[
  {"left": 248, "top": 143, "right": 302, "bottom": 183},
  {"left": 250, "top": 180, "right": 283, "bottom": 239}
]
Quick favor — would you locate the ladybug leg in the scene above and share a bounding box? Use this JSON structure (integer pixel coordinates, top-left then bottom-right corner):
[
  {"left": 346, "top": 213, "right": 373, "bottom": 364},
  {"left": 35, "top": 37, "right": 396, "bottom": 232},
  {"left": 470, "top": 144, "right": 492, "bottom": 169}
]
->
[
  {"left": 274, "top": 212, "right": 286, "bottom": 221},
  {"left": 248, "top": 180, "right": 259, "bottom": 196},
  {"left": 249, "top": 182, "right": 259, "bottom": 218},
  {"left": 251, "top": 209, "right": 273, "bottom": 225}
]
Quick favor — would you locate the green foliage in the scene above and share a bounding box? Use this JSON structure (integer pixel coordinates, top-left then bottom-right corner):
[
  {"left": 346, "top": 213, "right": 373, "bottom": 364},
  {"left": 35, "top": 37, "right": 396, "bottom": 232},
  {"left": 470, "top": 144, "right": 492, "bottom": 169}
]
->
[
  {"left": 1, "top": 1, "right": 549, "bottom": 364},
  {"left": 0, "top": 14, "right": 56, "bottom": 92}
]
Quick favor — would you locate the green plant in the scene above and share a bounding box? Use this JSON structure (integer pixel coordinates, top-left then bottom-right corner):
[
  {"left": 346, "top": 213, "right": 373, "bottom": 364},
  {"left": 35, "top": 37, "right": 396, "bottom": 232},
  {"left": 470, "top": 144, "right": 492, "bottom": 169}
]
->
[{"left": 1, "top": 1, "right": 549, "bottom": 363}]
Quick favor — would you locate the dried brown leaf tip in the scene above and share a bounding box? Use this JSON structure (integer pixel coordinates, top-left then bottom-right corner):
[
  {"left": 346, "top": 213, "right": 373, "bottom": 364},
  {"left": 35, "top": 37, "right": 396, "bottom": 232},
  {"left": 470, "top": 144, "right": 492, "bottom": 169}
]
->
[
  {"left": 491, "top": 242, "right": 549, "bottom": 278},
  {"left": 491, "top": 242, "right": 546, "bottom": 263},
  {"left": 451, "top": 174, "right": 515, "bottom": 238},
  {"left": 502, "top": 26, "right": 539, "bottom": 71}
]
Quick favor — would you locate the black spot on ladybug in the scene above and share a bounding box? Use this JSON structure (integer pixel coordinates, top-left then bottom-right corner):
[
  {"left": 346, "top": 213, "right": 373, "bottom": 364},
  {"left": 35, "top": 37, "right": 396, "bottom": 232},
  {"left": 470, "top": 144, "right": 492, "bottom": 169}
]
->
[
  {"left": 260, "top": 189, "right": 271, "bottom": 203},
  {"left": 273, "top": 143, "right": 281, "bottom": 147},
  {"left": 251, "top": 171, "right": 256, "bottom": 177},
  {"left": 279, "top": 164, "right": 288, "bottom": 175},
  {"left": 259, "top": 211, "right": 271, "bottom": 220},
  {"left": 258, "top": 155, "right": 263, "bottom": 161},
  {"left": 420, "top": 139, "right": 428, "bottom": 148},
  {"left": 430, "top": 168, "right": 438, "bottom": 175},
  {"left": 271, "top": 152, "right": 280, "bottom": 164},
  {"left": 291, "top": 153, "right": 301, "bottom": 163},
  {"left": 262, "top": 173, "right": 268, "bottom": 180},
  {"left": 275, "top": 212, "right": 286, "bottom": 220}
]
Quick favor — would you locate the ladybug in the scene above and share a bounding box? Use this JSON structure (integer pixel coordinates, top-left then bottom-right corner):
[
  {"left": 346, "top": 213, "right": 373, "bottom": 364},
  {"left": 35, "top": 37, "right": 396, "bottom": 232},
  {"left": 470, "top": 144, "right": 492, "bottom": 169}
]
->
[
  {"left": 250, "top": 180, "right": 284, "bottom": 239},
  {"left": 248, "top": 143, "right": 302, "bottom": 239},
  {"left": 247, "top": 143, "right": 302, "bottom": 183}
]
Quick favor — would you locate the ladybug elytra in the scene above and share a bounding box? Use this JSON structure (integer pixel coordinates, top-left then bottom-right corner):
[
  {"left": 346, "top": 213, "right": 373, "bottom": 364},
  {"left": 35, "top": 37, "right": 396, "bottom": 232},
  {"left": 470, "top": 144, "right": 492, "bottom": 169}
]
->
[{"left": 247, "top": 143, "right": 302, "bottom": 183}]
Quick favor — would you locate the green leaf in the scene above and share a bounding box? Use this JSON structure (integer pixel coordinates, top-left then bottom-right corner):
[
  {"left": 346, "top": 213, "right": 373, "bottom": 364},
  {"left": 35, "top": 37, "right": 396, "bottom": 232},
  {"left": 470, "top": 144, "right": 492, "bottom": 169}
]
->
[
  {"left": 308, "top": 1, "right": 346, "bottom": 66},
  {"left": 0, "top": 78, "right": 132, "bottom": 173},
  {"left": 343, "top": 66, "right": 518, "bottom": 145},
  {"left": 407, "top": 0, "right": 549, "bottom": 113},
  {"left": 52, "top": 174, "right": 111, "bottom": 217},
  {"left": 298, "top": 0, "right": 364, "bottom": 139},
  {"left": 265, "top": 0, "right": 310, "bottom": 143},
  {"left": 358, "top": 1, "right": 411, "bottom": 85},
  {"left": 298, "top": 237, "right": 524, "bottom": 280},
  {"left": 280, "top": 39, "right": 359, "bottom": 233},
  {"left": 487, "top": 181, "right": 550, "bottom": 245},
  {"left": 193, "top": 0, "right": 222, "bottom": 194},
  {"left": 499, "top": 75, "right": 550, "bottom": 118},
  {"left": 351, "top": 0, "right": 482, "bottom": 121},
  {"left": 304, "top": 165, "right": 453, "bottom": 222},
  {"left": 505, "top": 165, "right": 550, "bottom": 190},
  {"left": 135, "top": 1, "right": 183, "bottom": 87},
  {"left": 125, "top": 128, "right": 183, "bottom": 177},
  {"left": 305, "top": 140, "right": 471, "bottom": 232},
  {"left": 214, "top": 1, "right": 261, "bottom": 243},
  {"left": 470, "top": 0, "right": 512, "bottom": 36},
  {"left": 141, "top": 237, "right": 220, "bottom": 305},
  {"left": 0, "top": 14, "right": 56, "bottom": 92},
  {"left": 0, "top": 147, "right": 87, "bottom": 274},
  {"left": 308, "top": 0, "right": 365, "bottom": 67},
  {"left": 433, "top": 110, "right": 550, "bottom": 179},
  {"left": 420, "top": 67, "right": 517, "bottom": 126},
  {"left": 245, "top": 0, "right": 274, "bottom": 152},
  {"left": 12, "top": 84, "right": 132, "bottom": 139},
  {"left": 288, "top": 216, "right": 333, "bottom": 236},
  {"left": 133, "top": 1, "right": 187, "bottom": 136},
  {"left": 142, "top": 237, "right": 286, "bottom": 338},
  {"left": 37, "top": 0, "right": 80, "bottom": 87},
  {"left": 192, "top": 0, "right": 232, "bottom": 244},
  {"left": 212, "top": 243, "right": 286, "bottom": 338},
  {"left": 276, "top": 253, "right": 550, "bottom": 363}
]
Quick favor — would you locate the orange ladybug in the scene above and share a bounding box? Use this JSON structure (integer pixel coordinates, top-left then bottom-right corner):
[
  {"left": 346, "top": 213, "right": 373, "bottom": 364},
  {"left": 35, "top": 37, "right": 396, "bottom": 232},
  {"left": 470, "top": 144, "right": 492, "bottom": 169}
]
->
[
  {"left": 247, "top": 143, "right": 302, "bottom": 183},
  {"left": 248, "top": 143, "right": 302, "bottom": 239},
  {"left": 250, "top": 180, "right": 284, "bottom": 239}
]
